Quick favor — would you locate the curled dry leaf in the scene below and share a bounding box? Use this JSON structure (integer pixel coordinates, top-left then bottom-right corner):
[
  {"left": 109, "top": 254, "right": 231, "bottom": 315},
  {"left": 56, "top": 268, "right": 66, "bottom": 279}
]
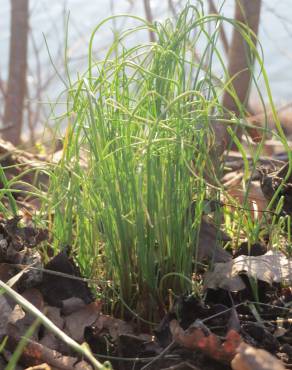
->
[
  {"left": 170, "top": 319, "right": 242, "bottom": 363},
  {"left": 204, "top": 250, "right": 292, "bottom": 291},
  {"left": 231, "top": 342, "right": 286, "bottom": 370}
]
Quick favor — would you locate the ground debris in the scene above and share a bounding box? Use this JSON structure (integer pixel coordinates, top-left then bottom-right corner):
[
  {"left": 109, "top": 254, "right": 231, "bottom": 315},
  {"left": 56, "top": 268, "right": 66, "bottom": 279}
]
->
[
  {"left": 64, "top": 301, "right": 102, "bottom": 342},
  {"left": 160, "top": 362, "right": 200, "bottom": 370},
  {"left": 0, "top": 216, "right": 47, "bottom": 290},
  {"left": 0, "top": 294, "right": 13, "bottom": 337},
  {"left": 170, "top": 319, "right": 241, "bottom": 364},
  {"left": 0, "top": 216, "right": 47, "bottom": 263},
  {"left": 0, "top": 138, "right": 48, "bottom": 198},
  {"left": 231, "top": 342, "right": 286, "bottom": 370},
  {"left": 0, "top": 239, "right": 101, "bottom": 369},
  {"left": 24, "top": 364, "right": 52, "bottom": 370},
  {"left": 39, "top": 248, "right": 94, "bottom": 306},
  {"left": 204, "top": 250, "right": 292, "bottom": 291},
  {"left": 259, "top": 161, "right": 292, "bottom": 216},
  {"left": 226, "top": 181, "right": 268, "bottom": 221},
  {"left": 18, "top": 339, "right": 92, "bottom": 370},
  {"left": 197, "top": 217, "right": 232, "bottom": 263},
  {"left": 7, "top": 288, "right": 44, "bottom": 342}
]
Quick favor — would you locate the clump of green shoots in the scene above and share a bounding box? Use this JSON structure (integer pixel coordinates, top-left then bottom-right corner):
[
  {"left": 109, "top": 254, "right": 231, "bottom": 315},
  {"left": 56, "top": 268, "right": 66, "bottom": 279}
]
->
[{"left": 44, "top": 4, "right": 272, "bottom": 321}]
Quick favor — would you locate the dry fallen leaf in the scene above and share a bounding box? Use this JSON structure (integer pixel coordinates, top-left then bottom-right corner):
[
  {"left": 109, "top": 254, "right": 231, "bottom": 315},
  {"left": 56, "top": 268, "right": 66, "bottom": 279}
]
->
[
  {"left": 226, "top": 182, "right": 268, "bottom": 220},
  {"left": 64, "top": 301, "right": 102, "bottom": 343},
  {"left": 40, "top": 306, "right": 64, "bottom": 351},
  {"left": 0, "top": 263, "right": 17, "bottom": 282},
  {"left": 40, "top": 249, "right": 93, "bottom": 306},
  {"left": 7, "top": 289, "right": 44, "bottom": 342},
  {"left": 231, "top": 342, "right": 286, "bottom": 370},
  {"left": 25, "top": 364, "right": 52, "bottom": 370},
  {"left": 0, "top": 295, "right": 13, "bottom": 337},
  {"left": 61, "top": 297, "right": 86, "bottom": 315},
  {"left": 94, "top": 314, "right": 134, "bottom": 340},
  {"left": 170, "top": 319, "right": 242, "bottom": 363},
  {"left": 197, "top": 217, "right": 232, "bottom": 263},
  {"left": 204, "top": 250, "right": 292, "bottom": 291}
]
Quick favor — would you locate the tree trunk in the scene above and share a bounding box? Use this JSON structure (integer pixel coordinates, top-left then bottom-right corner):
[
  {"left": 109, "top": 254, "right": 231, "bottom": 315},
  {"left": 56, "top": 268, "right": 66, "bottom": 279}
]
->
[
  {"left": 143, "top": 0, "right": 155, "bottom": 42},
  {"left": 214, "top": 0, "right": 262, "bottom": 155},
  {"left": 3, "top": 0, "right": 29, "bottom": 145}
]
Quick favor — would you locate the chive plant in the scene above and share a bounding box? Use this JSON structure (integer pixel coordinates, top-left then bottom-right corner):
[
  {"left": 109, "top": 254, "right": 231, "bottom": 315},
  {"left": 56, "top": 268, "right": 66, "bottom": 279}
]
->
[{"left": 44, "top": 4, "right": 281, "bottom": 321}]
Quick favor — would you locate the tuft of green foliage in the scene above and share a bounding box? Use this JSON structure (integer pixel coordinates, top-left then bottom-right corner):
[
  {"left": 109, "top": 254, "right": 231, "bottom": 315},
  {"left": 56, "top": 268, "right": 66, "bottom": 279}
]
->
[{"left": 43, "top": 3, "right": 284, "bottom": 321}]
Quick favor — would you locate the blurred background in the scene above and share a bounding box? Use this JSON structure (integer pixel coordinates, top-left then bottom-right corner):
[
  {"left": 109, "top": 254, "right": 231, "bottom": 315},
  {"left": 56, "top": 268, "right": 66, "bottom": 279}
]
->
[{"left": 0, "top": 0, "right": 291, "bottom": 145}]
